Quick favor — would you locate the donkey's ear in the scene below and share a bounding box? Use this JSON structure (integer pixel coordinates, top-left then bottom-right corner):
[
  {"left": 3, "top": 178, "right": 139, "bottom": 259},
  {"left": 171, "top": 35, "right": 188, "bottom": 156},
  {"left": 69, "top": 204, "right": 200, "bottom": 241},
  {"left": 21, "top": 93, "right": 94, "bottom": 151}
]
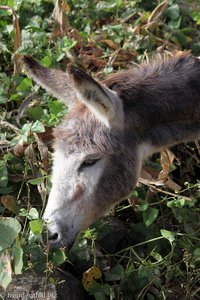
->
[
  {"left": 68, "top": 65, "right": 124, "bottom": 127},
  {"left": 23, "top": 55, "right": 75, "bottom": 106}
]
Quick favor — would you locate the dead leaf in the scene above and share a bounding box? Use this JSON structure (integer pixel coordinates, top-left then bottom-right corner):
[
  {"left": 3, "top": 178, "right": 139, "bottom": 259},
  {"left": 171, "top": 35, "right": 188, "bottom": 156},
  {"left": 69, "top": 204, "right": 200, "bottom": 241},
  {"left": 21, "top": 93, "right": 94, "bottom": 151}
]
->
[
  {"left": 113, "top": 49, "right": 137, "bottom": 65},
  {"left": 139, "top": 149, "right": 181, "bottom": 191},
  {"left": 25, "top": 144, "right": 38, "bottom": 177},
  {"left": 13, "top": 139, "right": 25, "bottom": 157},
  {"left": 139, "top": 166, "right": 164, "bottom": 186},
  {"left": 1, "top": 195, "right": 20, "bottom": 214},
  {"left": 78, "top": 46, "right": 106, "bottom": 69},
  {"left": 0, "top": 140, "right": 10, "bottom": 147},
  {"left": 144, "top": 21, "right": 157, "bottom": 32},
  {"left": 35, "top": 134, "right": 49, "bottom": 172},
  {"left": 67, "top": 28, "right": 83, "bottom": 50},
  {"left": 128, "top": 196, "right": 139, "bottom": 206},
  {"left": 82, "top": 266, "right": 102, "bottom": 291},
  {"left": 13, "top": 11, "right": 22, "bottom": 75},
  {"left": 148, "top": 0, "right": 168, "bottom": 23},
  {"left": 37, "top": 127, "right": 53, "bottom": 146},
  {"left": 17, "top": 92, "right": 39, "bottom": 124},
  {"left": 25, "top": 141, "right": 48, "bottom": 202},
  {"left": 132, "top": 24, "right": 141, "bottom": 35},
  {"left": 52, "top": 0, "right": 69, "bottom": 35},
  {"left": 99, "top": 39, "right": 118, "bottom": 50},
  {"left": 195, "top": 140, "right": 200, "bottom": 155},
  {"left": 107, "top": 49, "right": 137, "bottom": 68},
  {"left": 0, "top": 120, "right": 20, "bottom": 134},
  {"left": 158, "top": 149, "right": 175, "bottom": 181},
  {"left": 165, "top": 177, "right": 181, "bottom": 191}
]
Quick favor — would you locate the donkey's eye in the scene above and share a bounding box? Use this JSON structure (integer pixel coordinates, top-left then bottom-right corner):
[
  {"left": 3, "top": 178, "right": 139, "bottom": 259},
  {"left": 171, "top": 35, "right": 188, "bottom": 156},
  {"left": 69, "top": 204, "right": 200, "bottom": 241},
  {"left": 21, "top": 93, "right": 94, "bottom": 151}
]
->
[{"left": 79, "top": 158, "right": 100, "bottom": 171}]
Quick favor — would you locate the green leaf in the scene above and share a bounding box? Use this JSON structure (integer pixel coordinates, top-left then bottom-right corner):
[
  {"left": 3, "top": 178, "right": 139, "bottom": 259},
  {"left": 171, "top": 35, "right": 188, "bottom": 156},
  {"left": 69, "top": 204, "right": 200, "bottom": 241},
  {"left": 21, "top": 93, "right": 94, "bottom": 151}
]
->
[
  {"left": 41, "top": 56, "right": 52, "bottom": 67},
  {"left": 29, "top": 219, "right": 43, "bottom": 235},
  {"left": 103, "top": 67, "right": 113, "bottom": 74},
  {"left": 168, "top": 17, "right": 181, "bottom": 29},
  {"left": 19, "top": 208, "right": 29, "bottom": 217},
  {"left": 160, "top": 229, "right": 175, "bottom": 243},
  {"left": 165, "top": 4, "right": 180, "bottom": 20},
  {"left": 51, "top": 249, "right": 67, "bottom": 266},
  {"left": 151, "top": 251, "right": 163, "bottom": 262},
  {"left": 194, "top": 248, "right": 200, "bottom": 262},
  {"left": 19, "top": 208, "right": 39, "bottom": 220},
  {"left": 173, "top": 30, "right": 187, "bottom": 48},
  {"left": 102, "top": 284, "right": 113, "bottom": 296},
  {"left": 17, "top": 78, "right": 32, "bottom": 92},
  {"left": 48, "top": 100, "right": 66, "bottom": 115},
  {"left": 143, "top": 207, "right": 158, "bottom": 227},
  {"left": 12, "top": 244, "right": 23, "bottom": 274},
  {"left": 191, "top": 12, "right": 200, "bottom": 25},
  {"left": 48, "top": 100, "right": 66, "bottom": 116},
  {"left": 167, "top": 197, "right": 185, "bottom": 208},
  {"left": 20, "top": 123, "right": 32, "bottom": 142},
  {"left": 69, "top": 238, "right": 90, "bottom": 262},
  {"left": 0, "top": 252, "right": 12, "bottom": 289},
  {"left": 62, "top": 37, "right": 77, "bottom": 50},
  {"left": 0, "top": 218, "right": 21, "bottom": 251},
  {"left": 28, "top": 208, "right": 39, "bottom": 220},
  {"left": 192, "top": 43, "right": 200, "bottom": 55},
  {"left": 0, "top": 162, "right": 8, "bottom": 188},
  {"left": 89, "top": 283, "right": 106, "bottom": 300},
  {"left": 56, "top": 52, "right": 66, "bottom": 62},
  {"left": 137, "top": 200, "right": 149, "bottom": 212},
  {"left": 31, "top": 120, "right": 45, "bottom": 133},
  {"left": 0, "top": 42, "right": 10, "bottom": 54},
  {"left": 29, "top": 177, "right": 44, "bottom": 185},
  {"left": 93, "top": 292, "right": 106, "bottom": 300},
  {"left": 104, "top": 264, "right": 124, "bottom": 281},
  {"left": 28, "top": 107, "right": 44, "bottom": 121}
]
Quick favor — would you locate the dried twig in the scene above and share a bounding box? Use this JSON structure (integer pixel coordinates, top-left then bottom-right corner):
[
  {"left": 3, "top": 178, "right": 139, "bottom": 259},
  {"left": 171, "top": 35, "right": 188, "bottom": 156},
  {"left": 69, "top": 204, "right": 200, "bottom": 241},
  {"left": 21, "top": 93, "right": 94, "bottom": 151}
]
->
[
  {"left": 0, "top": 120, "right": 20, "bottom": 133},
  {"left": 0, "top": 5, "right": 22, "bottom": 74}
]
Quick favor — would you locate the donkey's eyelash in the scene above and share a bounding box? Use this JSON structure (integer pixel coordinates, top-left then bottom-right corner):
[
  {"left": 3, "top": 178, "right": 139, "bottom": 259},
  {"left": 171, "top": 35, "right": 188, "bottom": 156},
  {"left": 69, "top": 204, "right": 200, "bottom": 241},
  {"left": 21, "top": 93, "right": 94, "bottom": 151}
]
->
[{"left": 78, "top": 158, "right": 100, "bottom": 172}]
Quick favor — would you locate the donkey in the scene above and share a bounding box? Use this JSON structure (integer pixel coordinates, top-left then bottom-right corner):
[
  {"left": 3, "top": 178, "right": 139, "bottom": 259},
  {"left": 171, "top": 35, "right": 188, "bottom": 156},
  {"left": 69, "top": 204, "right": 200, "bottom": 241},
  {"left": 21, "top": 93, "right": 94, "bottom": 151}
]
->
[{"left": 23, "top": 52, "right": 200, "bottom": 248}]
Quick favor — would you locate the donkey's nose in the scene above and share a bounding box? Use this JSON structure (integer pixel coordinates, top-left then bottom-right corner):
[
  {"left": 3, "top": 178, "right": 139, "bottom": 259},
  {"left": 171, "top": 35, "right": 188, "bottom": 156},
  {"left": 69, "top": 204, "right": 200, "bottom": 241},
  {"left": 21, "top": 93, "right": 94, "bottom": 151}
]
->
[
  {"left": 48, "top": 231, "right": 59, "bottom": 241},
  {"left": 42, "top": 225, "right": 62, "bottom": 248}
]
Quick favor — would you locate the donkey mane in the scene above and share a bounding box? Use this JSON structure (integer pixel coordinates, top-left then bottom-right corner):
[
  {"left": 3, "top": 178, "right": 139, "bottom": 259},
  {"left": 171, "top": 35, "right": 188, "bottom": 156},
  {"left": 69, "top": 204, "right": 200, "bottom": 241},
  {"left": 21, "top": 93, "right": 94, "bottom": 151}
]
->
[{"left": 104, "top": 52, "right": 200, "bottom": 127}]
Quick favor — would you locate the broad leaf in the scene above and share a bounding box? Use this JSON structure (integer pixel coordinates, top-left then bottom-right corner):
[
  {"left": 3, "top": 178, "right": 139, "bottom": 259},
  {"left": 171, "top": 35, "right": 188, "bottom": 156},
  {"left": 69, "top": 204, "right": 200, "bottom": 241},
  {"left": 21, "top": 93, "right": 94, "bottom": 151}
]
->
[
  {"left": 12, "top": 244, "right": 23, "bottom": 274},
  {"left": 29, "top": 219, "right": 43, "bottom": 235},
  {"left": 0, "top": 218, "right": 21, "bottom": 251},
  {"left": 143, "top": 208, "right": 158, "bottom": 227},
  {"left": 160, "top": 229, "right": 175, "bottom": 243},
  {"left": 0, "top": 251, "right": 12, "bottom": 289}
]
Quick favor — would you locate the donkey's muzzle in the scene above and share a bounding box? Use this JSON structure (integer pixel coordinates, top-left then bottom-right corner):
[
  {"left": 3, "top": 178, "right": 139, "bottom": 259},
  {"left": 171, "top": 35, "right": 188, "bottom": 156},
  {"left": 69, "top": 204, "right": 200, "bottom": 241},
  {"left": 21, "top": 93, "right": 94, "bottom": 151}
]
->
[{"left": 42, "top": 224, "right": 63, "bottom": 248}]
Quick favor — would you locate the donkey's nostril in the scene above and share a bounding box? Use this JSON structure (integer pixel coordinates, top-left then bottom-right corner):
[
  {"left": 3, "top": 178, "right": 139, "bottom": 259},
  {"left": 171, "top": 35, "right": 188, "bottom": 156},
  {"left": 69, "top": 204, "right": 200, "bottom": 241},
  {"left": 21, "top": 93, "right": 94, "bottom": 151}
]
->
[{"left": 48, "top": 232, "right": 59, "bottom": 241}]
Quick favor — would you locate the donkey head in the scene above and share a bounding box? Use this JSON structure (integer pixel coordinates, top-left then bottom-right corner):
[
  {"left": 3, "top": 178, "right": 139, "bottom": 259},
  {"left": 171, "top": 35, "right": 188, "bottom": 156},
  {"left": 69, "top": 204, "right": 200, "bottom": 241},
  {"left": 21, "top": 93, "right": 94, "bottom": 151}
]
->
[{"left": 23, "top": 56, "right": 140, "bottom": 248}]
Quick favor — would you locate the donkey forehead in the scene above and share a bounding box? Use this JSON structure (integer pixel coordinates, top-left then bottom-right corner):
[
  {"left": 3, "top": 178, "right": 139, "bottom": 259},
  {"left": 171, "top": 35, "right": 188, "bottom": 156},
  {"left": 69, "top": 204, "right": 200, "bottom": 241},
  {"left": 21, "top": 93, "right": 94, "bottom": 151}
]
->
[{"left": 53, "top": 104, "right": 120, "bottom": 154}]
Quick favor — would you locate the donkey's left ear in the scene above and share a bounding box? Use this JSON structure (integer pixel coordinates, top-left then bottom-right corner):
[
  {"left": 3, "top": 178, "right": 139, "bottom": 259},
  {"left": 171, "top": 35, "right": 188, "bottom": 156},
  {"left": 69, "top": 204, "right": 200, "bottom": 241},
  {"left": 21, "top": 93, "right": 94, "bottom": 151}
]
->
[{"left": 68, "top": 65, "right": 124, "bottom": 128}]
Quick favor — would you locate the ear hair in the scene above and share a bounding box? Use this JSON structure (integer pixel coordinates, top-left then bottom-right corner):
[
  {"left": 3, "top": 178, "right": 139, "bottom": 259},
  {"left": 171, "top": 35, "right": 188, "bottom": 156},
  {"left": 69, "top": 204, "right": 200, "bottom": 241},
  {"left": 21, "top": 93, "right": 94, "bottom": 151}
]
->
[
  {"left": 23, "top": 55, "right": 75, "bottom": 106},
  {"left": 68, "top": 65, "right": 124, "bottom": 128}
]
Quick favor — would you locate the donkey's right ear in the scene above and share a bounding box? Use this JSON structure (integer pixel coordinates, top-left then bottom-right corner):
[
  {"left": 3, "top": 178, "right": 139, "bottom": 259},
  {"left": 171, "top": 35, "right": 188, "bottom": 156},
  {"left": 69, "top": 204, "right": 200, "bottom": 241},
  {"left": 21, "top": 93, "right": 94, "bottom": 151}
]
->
[
  {"left": 23, "top": 55, "right": 75, "bottom": 106},
  {"left": 67, "top": 65, "right": 124, "bottom": 128}
]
